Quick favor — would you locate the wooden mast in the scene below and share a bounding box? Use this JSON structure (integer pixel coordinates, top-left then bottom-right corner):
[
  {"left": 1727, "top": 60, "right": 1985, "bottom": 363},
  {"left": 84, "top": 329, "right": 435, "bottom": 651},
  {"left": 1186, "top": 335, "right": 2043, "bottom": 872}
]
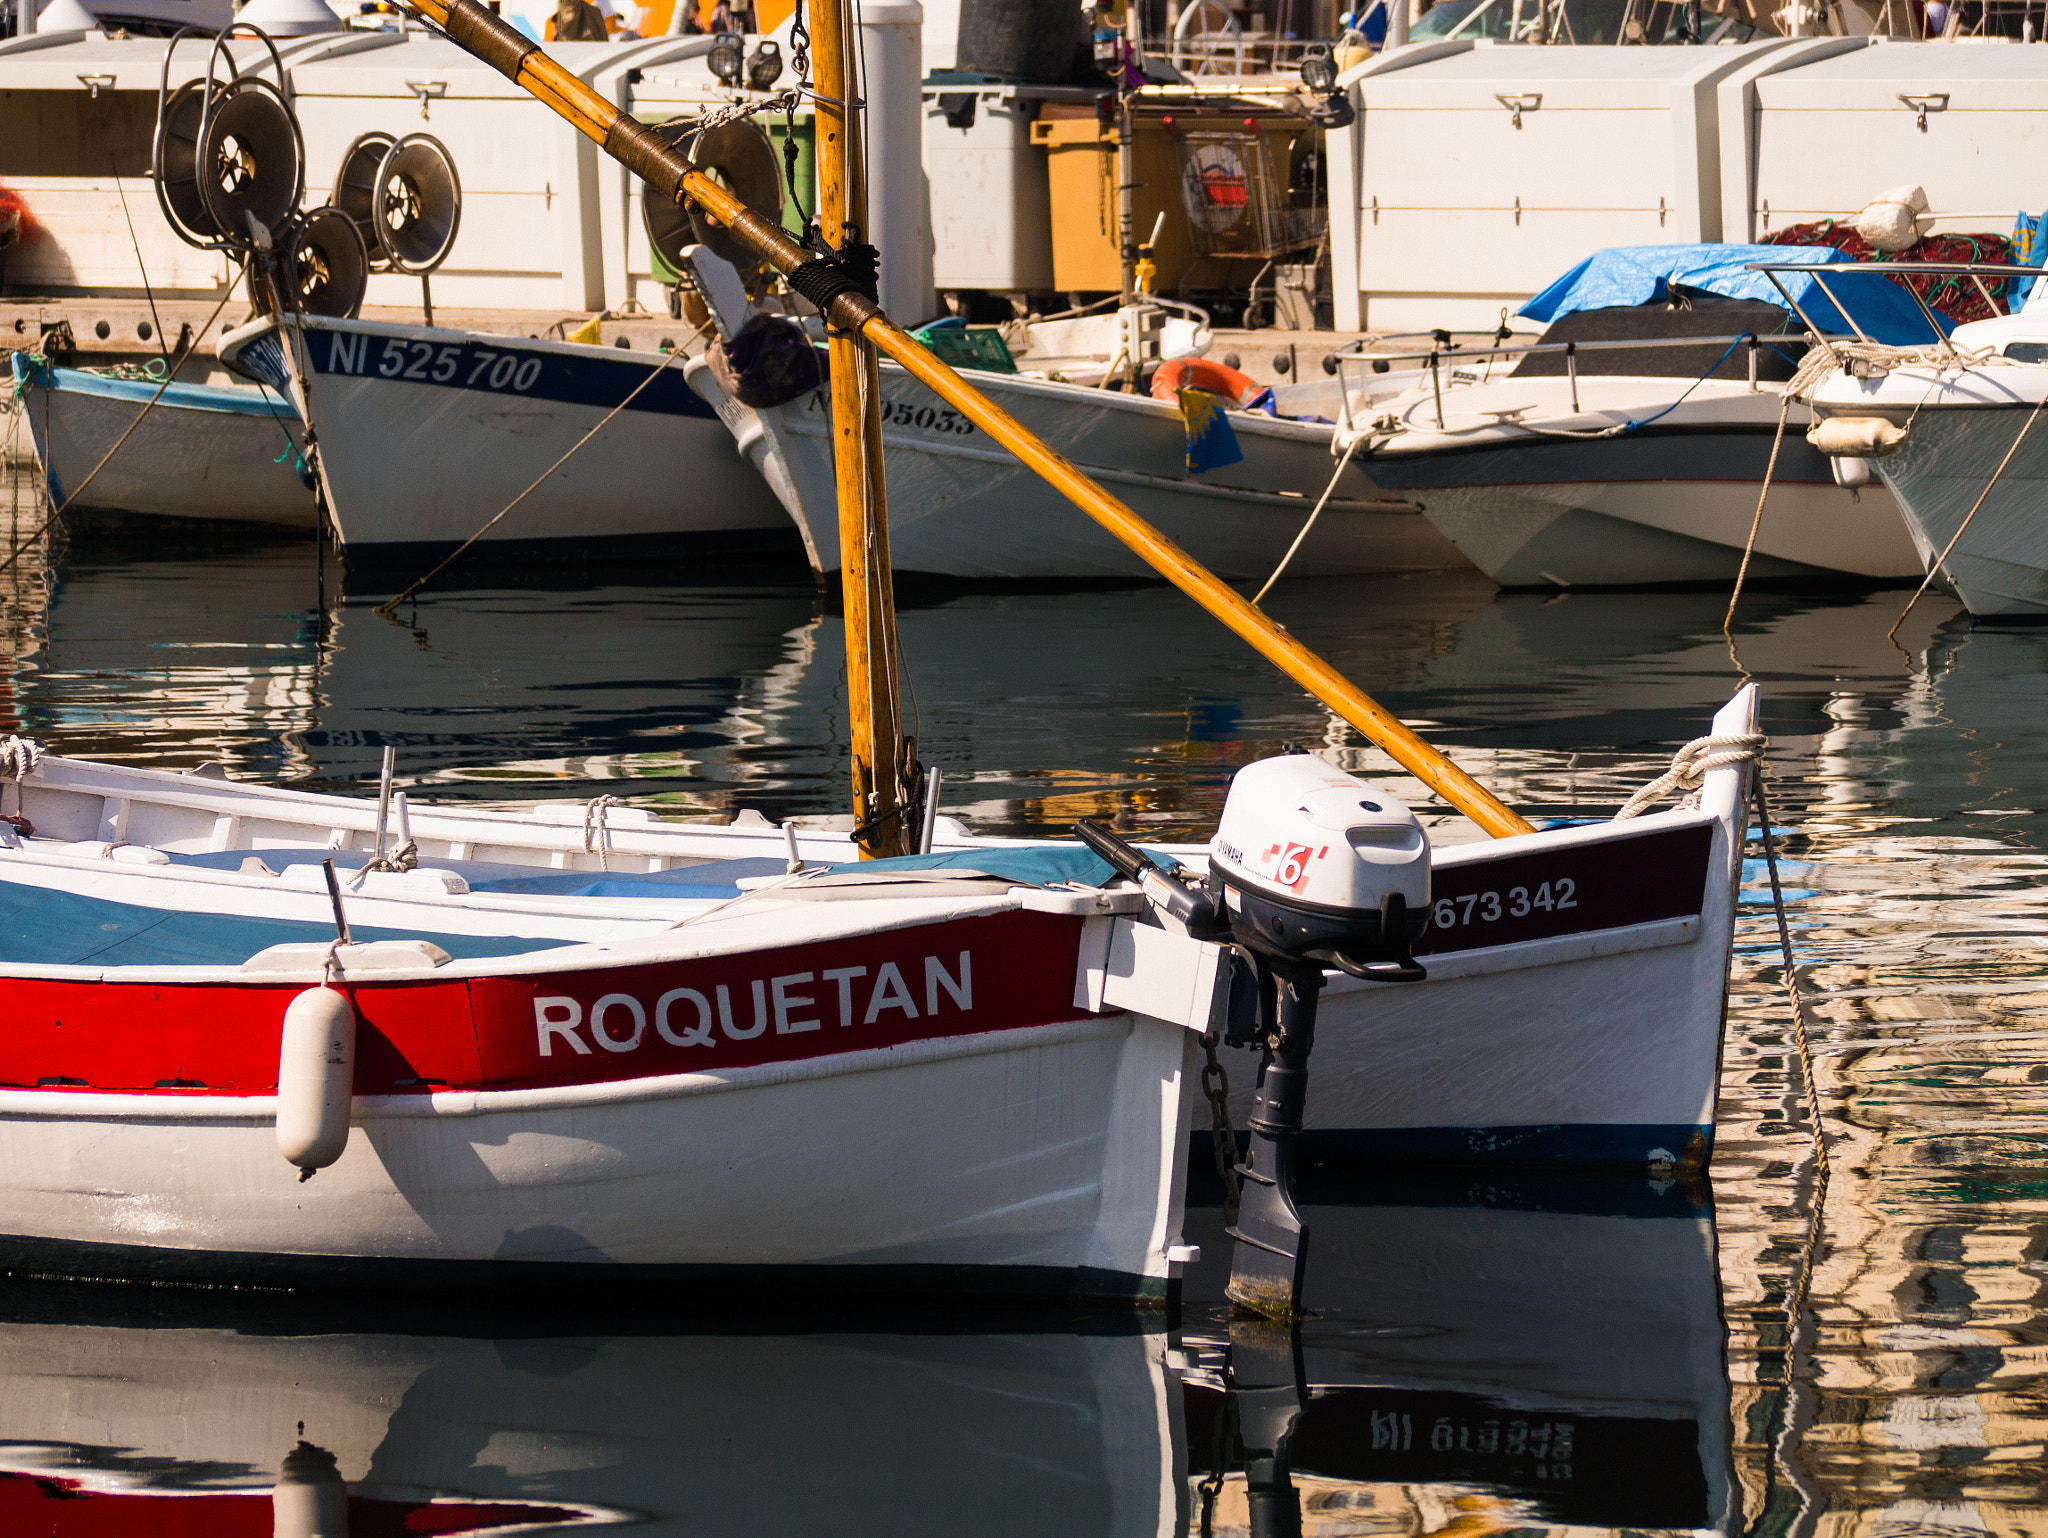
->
[
  {"left": 810, "top": 0, "right": 912, "bottom": 859},
  {"left": 398, "top": 0, "right": 1538, "bottom": 841}
]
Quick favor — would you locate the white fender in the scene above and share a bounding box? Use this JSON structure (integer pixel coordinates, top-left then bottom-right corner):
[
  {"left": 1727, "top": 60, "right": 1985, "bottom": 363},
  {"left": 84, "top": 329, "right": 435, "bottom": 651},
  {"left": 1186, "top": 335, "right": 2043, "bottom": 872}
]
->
[
  {"left": 272, "top": 1442, "right": 349, "bottom": 1538},
  {"left": 1807, "top": 416, "right": 1907, "bottom": 459},
  {"left": 275, "top": 986, "right": 356, "bottom": 1176}
]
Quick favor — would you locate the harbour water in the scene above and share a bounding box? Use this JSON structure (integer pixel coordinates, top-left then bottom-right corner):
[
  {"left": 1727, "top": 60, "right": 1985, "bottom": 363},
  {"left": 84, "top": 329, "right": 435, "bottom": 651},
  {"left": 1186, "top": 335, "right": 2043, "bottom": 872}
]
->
[{"left": 3, "top": 479, "right": 2047, "bottom": 1532}]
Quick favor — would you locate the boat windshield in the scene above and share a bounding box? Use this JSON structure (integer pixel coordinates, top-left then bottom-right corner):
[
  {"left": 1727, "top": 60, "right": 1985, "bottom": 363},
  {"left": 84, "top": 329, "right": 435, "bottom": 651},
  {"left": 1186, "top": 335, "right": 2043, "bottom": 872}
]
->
[{"left": 1409, "top": 0, "right": 1757, "bottom": 43}]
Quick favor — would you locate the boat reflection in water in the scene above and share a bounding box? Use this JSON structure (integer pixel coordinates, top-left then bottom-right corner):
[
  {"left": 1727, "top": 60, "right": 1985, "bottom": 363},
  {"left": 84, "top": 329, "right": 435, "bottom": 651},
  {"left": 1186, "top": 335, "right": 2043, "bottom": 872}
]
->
[
  {"left": 0, "top": 1294, "right": 1188, "bottom": 1538},
  {"left": 0, "top": 1177, "right": 1734, "bottom": 1537},
  {"left": 1179, "top": 1178, "right": 1734, "bottom": 1535}
]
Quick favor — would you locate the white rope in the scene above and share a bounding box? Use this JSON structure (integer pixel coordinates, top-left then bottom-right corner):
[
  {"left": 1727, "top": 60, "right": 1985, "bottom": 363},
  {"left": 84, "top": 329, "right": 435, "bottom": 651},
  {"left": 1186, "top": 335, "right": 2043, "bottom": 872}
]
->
[
  {"left": 1251, "top": 433, "right": 1365, "bottom": 606},
  {"left": 1613, "top": 732, "right": 1766, "bottom": 821},
  {"left": 0, "top": 735, "right": 42, "bottom": 781},
  {"left": 584, "top": 794, "right": 620, "bottom": 872},
  {"left": 345, "top": 839, "right": 420, "bottom": 890}
]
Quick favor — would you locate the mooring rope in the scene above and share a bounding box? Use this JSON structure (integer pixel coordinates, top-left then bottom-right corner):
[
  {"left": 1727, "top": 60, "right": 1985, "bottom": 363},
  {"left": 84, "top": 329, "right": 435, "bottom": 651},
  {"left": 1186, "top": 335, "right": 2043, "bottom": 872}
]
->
[
  {"left": 1251, "top": 433, "right": 1365, "bottom": 606},
  {"left": 1887, "top": 391, "right": 2048, "bottom": 642},
  {"left": 583, "top": 793, "right": 620, "bottom": 872},
  {"left": 1723, "top": 392, "right": 1794, "bottom": 639},
  {"left": 375, "top": 340, "right": 689, "bottom": 616},
  {"left": 1612, "top": 731, "right": 1765, "bottom": 820}
]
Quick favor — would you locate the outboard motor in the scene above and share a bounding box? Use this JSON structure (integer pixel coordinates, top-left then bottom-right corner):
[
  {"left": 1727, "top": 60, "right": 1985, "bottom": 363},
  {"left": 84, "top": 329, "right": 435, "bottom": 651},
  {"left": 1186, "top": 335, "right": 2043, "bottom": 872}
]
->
[{"left": 1078, "top": 750, "right": 1431, "bottom": 1318}]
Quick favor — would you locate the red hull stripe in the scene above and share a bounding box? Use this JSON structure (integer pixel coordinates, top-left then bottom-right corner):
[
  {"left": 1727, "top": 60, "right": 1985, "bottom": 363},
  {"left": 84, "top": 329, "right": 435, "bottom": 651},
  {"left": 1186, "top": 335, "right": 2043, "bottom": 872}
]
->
[
  {"left": 1418, "top": 823, "right": 1713, "bottom": 955},
  {"left": 0, "top": 910, "right": 1086, "bottom": 1098},
  {"left": 0, "top": 1473, "right": 599, "bottom": 1537}
]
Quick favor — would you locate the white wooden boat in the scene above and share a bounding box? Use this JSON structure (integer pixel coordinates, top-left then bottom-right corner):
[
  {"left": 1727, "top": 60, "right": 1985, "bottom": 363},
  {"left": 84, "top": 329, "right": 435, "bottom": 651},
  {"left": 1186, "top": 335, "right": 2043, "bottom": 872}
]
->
[
  {"left": 694, "top": 357, "right": 1467, "bottom": 582},
  {"left": 0, "top": 749, "right": 1211, "bottom": 1295},
  {"left": 0, "top": 675, "right": 1753, "bottom": 1287},
  {"left": 1805, "top": 303, "right": 2048, "bottom": 618},
  {"left": 217, "top": 314, "right": 799, "bottom": 565},
  {"left": 9, "top": 353, "right": 315, "bottom": 529}
]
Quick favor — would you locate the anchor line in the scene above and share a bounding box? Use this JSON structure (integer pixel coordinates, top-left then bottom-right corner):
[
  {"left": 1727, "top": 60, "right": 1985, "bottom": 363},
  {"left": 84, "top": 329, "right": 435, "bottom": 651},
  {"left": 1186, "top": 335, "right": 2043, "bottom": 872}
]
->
[
  {"left": 375, "top": 337, "right": 692, "bottom": 615},
  {"left": 1887, "top": 390, "right": 2048, "bottom": 642},
  {"left": 1723, "top": 390, "right": 1793, "bottom": 644}
]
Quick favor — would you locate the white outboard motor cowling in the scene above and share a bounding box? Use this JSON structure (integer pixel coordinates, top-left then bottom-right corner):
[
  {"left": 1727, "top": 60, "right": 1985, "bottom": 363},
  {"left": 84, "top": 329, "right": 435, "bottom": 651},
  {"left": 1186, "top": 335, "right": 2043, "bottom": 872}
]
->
[{"left": 1209, "top": 752, "right": 1430, "bottom": 980}]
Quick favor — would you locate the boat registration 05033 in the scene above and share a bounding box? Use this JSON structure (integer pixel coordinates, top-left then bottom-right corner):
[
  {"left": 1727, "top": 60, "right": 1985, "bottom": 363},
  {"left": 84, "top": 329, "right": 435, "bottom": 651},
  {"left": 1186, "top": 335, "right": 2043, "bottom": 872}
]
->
[{"left": 802, "top": 390, "right": 978, "bottom": 438}]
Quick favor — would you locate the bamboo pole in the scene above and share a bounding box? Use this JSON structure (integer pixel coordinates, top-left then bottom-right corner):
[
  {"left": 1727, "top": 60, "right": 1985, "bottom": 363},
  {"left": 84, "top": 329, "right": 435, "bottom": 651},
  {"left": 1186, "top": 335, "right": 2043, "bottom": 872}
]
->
[
  {"left": 402, "top": 0, "right": 1536, "bottom": 840},
  {"left": 810, "top": 0, "right": 910, "bottom": 858}
]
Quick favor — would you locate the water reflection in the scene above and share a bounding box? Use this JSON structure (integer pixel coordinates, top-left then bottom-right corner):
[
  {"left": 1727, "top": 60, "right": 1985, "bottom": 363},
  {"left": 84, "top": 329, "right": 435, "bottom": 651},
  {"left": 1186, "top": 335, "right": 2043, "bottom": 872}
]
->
[{"left": 12, "top": 486, "right": 2048, "bottom": 1528}]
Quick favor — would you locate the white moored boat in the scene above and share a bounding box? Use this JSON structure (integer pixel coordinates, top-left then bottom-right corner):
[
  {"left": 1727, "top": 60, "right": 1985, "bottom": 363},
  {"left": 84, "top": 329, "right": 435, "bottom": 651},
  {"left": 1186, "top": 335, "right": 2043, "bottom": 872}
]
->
[
  {"left": 218, "top": 314, "right": 800, "bottom": 567},
  {"left": 1802, "top": 270, "right": 2048, "bottom": 618},
  {"left": 10, "top": 353, "right": 314, "bottom": 529},
  {"left": 691, "top": 343, "right": 1465, "bottom": 583},
  {"left": 1350, "top": 245, "right": 1936, "bottom": 588},
  {"left": 0, "top": 746, "right": 1210, "bottom": 1296}
]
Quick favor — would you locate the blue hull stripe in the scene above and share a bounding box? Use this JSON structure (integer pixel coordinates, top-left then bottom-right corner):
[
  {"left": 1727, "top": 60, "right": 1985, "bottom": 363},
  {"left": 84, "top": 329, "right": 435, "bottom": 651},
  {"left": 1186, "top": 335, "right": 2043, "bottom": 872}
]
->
[{"left": 296, "top": 325, "right": 717, "bottom": 420}]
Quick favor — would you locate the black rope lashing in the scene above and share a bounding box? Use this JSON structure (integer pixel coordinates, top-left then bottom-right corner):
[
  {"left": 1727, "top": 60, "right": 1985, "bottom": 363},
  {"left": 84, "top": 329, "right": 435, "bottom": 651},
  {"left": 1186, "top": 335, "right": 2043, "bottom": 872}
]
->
[{"left": 786, "top": 227, "right": 880, "bottom": 322}]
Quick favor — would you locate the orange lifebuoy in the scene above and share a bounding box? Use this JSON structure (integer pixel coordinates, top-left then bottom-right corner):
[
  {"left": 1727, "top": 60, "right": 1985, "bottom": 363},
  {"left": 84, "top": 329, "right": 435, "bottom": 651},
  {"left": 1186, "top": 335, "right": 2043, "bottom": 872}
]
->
[{"left": 1151, "top": 355, "right": 1264, "bottom": 410}]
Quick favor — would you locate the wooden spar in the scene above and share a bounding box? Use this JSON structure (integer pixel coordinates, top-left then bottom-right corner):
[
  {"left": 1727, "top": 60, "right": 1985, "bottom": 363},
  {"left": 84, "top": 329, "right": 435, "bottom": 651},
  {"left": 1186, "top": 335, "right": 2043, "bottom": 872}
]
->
[
  {"left": 810, "top": 0, "right": 911, "bottom": 858},
  {"left": 402, "top": 0, "right": 1536, "bottom": 840}
]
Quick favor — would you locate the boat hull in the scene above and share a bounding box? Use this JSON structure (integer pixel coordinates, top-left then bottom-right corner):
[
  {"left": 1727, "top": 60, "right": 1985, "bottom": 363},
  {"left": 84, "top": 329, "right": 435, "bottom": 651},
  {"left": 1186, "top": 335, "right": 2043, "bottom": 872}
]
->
[
  {"left": 219, "top": 317, "right": 800, "bottom": 565},
  {"left": 1817, "top": 396, "right": 2048, "bottom": 618},
  {"left": 709, "top": 364, "right": 1469, "bottom": 581},
  {"left": 1365, "top": 419, "right": 1922, "bottom": 587},
  {"left": 0, "top": 889, "right": 1198, "bottom": 1296},
  {"left": 10, "top": 355, "right": 314, "bottom": 528}
]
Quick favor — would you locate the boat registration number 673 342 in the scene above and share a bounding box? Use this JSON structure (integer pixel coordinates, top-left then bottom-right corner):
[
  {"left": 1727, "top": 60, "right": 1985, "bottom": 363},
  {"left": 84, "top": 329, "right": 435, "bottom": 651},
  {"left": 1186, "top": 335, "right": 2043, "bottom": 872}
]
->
[
  {"left": 1431, "top": 881, "right": 1575, "bottom": 930},
  {"left": 1414, "top": 823, "right": 1713, "bottom": 957}
]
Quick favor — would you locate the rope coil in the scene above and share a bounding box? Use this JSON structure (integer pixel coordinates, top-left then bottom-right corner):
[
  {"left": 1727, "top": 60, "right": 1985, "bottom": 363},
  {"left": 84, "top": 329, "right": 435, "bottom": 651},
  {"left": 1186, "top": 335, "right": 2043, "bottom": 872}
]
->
[
  {"left": 1613, "top": 732, "right": 1765, "bottom": 821},
  {"left": 0, "top": 735, "right": 42, "bottom": 782},
  {"left": 583, "top": 793, "right": 619, "bottom": 871}
]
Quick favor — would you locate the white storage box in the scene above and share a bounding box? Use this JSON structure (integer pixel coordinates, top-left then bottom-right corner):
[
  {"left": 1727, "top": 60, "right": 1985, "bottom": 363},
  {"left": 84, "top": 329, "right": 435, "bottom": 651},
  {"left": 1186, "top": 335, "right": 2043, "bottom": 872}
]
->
[
  {"left": 1730, "top": 40, "right": 2048, "bottom": 243},
  {"left": 1327, "top": 36, "right": 1843, "bottom": 332}
]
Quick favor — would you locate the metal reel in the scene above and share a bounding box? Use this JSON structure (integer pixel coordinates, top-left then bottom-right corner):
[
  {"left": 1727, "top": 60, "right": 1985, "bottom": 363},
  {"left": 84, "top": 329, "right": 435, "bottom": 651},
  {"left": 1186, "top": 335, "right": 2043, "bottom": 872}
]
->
[
  {"left": 373, "top": 134, "right": 462, "bottom": 276},
  {"left": 332, "top": 131, "right": 397, "bottom": 272},
  {"left": 154, "top": 79, "right": 218, "bottom": 247},
  {"left": 282, "top": 205, "right": 370, "bottom": 319},
  {"left": 643, "top": 118, "right": 781, "bottom": 275},
  {"left": 197, "top": 77, "right": 306, "bottom": 248}
]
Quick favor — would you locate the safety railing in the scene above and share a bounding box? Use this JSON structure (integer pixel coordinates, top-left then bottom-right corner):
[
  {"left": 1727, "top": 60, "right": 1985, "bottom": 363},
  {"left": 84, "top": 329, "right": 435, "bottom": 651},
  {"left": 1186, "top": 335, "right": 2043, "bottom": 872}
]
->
[
  {"left": 1326, "top": 330, "right": 1806, "bottom": 431},
  {"left": 1745, "top": 260, "right": 2045, "bottom": 364}
]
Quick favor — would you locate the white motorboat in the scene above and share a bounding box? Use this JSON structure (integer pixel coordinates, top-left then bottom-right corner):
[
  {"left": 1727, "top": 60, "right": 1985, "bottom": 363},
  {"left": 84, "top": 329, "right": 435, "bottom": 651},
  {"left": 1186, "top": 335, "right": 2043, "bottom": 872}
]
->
[
  {"left": 1350, "top": 245, "right": 1939, "bottom": 588},
  {"left": 9, "top": 352, "right": 314, "bottom": 528},
  {"left": 1802, "top": 274, "right": 2048, "bottom": 618},
  {"left": 217, "top": 313, "right": 800, "bottom": 566}
]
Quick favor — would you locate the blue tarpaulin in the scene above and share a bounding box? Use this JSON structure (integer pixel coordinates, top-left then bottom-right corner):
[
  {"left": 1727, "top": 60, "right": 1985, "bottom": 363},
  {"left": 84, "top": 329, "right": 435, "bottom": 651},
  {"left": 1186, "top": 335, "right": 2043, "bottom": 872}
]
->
[{"left": 1517, "top": 244, "right": 1949, "bottom": 345}]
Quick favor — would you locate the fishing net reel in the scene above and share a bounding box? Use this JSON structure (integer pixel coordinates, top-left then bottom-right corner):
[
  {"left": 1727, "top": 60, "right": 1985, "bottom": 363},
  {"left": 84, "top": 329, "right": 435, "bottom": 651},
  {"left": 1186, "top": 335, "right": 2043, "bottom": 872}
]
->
[
  {"left": 332, "top": 131, "right": 464, "bottom": 320},
  {"left": 153, "top": 25, "right": 393, "bottom": 322},
  {"left": 642, "top": 117, "right": 783, "bottom": 305},
  {"left": 153, "top": 26, "right": 305, "bottom": 255}
]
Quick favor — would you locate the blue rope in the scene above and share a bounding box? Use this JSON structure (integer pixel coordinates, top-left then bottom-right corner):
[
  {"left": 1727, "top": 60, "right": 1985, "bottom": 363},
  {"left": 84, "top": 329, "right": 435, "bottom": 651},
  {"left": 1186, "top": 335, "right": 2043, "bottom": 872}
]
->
[{"left": 1618, "top": 333, "right": 1760, "bottom": 434}]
